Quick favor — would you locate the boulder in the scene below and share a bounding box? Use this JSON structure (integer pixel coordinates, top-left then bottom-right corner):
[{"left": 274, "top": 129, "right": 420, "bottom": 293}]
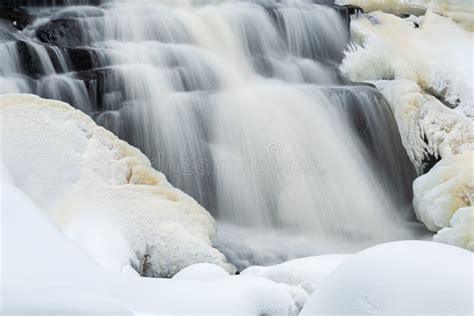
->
[
  {"left": 0, "top": 6, "right": 34, "bottom": 30},
  {"left": 36, "top": 19, "right": 89, "bottom": 47},
  {"left": 0, "top": 0, "right": 101, "bottom": 6}
]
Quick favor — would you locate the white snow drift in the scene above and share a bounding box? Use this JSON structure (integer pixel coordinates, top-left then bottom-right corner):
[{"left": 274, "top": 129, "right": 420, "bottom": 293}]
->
[
  {"left": 0, "top": 169, "right": 298, "bottom": 314},
  {"left": 301, "top": 241, "right": 474, "bottom": 315},
  {"left": 241, "top": 255, "right": 350, "bottom": 311},
  {"left": 340, "top": 10, "right": 473, "bottom": 251},
  {"left": 0, "top": 93, "right": 234, "bottom": 277}
]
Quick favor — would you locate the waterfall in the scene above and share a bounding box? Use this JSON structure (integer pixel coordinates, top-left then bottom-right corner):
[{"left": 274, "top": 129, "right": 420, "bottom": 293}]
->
[{"left": 0, "top": 0, "right": 422, "bottom": 269}]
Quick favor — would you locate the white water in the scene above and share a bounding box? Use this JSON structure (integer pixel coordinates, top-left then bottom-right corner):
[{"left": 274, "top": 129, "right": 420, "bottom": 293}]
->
[{"left": 0, "top": 0, "right": 422, "bottom": 268}]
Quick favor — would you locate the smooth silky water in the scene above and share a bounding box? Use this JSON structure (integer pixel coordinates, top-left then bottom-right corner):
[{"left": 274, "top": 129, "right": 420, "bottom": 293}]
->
[{"left": 0, "top": 0, "right": 425, "bottom": 270}]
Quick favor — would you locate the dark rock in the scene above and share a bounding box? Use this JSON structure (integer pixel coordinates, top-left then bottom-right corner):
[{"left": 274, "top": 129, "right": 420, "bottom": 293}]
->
[
  {"left": 0, "top": 6, "right": 34, "bottom": 30},
  {"left": 343, "top": 4, "right": 364, "bottom": 16},
  {"left": 333, "top": 5, "right": 350, "bottom": 31},
  {"left": 64, "top": 47, "right": 100, "bottom": 72},
  {"left": 16, "top": 40, "right": 43, "bottom": 78},
  {"left": 51, "top": 7, "right": 104, "bottom": 20},
  {"left": 421, "top": 135, "right": 441, "bottom": 174},
  {"left": 47, "top": 47, "right": 95, "bottom": 73},
  {"left": 421, "top": 152, "right": 440, "bottom": 174},
  {"left": 75, "top": 67, "right": 121, "bottom": 110},
  {"left": 36, "top": 19, "right": 89, "bottom": 47},
  {"left": 0, "top": 0, "right": 102, "bottom": 6}
]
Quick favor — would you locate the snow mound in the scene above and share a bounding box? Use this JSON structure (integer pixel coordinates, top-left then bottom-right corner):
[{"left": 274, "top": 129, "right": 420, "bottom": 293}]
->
[
  {"left": 0, "top": 168, "right": 298, "bottom": 314},
  {"left": 413, "top": 151, "right": 474, "bottom": 250},
  {"left": 241, "top": 255, "right": 351, "bottom": 312},
  {"left": 0, "top": 93, "right": 234, "bottom": 277},
  {"left": 241, "top": 255, "right": 350, "bottom": 294},
  {"left": 342, "top": 11, "right": 473, "bottom": 118},
  {"left": 301, "top": 241, "right": 474, "bottom": 315},
  {"left": 172, "top": 263, "right": 230, "bottom": 281}
]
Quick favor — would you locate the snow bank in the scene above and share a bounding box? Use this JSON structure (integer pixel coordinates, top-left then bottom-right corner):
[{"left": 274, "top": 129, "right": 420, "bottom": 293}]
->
[
  {"left": 336, "top": 0, "right": 474, "bottom": 30},
  {"left": 339, "top": 11, "right": 473, "bottom": 251},
  {"left": 342, "top": 11, "right": 473, "bottom": 118},
  {"left": 0, "top": 168, "right": 298, "bottom": 314},
  {"left": 413, "top": 151, "right": 474, "bottom": 250},
  {"left": 301, "top": 241, "right": 474, "bottom": 315},
  {"left": 241, "top": 255, "right": 350, "bottom": 311},
  {"left": 0, "top": 93, "right": 234, "bottom": 276}
]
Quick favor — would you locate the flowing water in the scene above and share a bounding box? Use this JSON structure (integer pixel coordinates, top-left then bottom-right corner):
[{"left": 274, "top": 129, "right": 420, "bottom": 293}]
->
[{"left": 0, "top": 0, "right": 422, "bottom": 269}]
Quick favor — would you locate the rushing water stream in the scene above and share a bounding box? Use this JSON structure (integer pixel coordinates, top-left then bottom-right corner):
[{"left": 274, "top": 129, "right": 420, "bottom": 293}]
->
[{"left": 0, "top": 0, "right": 422, "bottom": 269}]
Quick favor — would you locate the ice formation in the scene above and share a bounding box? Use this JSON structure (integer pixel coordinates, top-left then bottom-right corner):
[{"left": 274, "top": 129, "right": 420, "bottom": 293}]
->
[
  {"left": 339, "top": 9, "right": 473, "bottom": 251},
  {"left": 376, "top": 80, "right": 474, "bottom": 171},
  {"left": 0, "top": 94, "right": 235, "bottom": 277},
  {"left": 342, "top": 11, "right": 473, "bottom": 118},
  {"left": 301, "top": 241, "right": 474, "bottom": 315},
  {"left": 336, "top": 0, "right": 474, "bottom": 30}
]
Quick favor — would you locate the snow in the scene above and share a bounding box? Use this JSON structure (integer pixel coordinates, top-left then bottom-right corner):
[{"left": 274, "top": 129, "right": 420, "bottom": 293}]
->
[
  {"left": 413, "top": 151, "right": 474, "bottom": 250},
  {"left": 172, "top": 263, "right": 230, "bottom": 281},
  {"left": 338, "top": 10, "right": 473, "bottom": 251},
  {"left": 342, "top": 11, "right": 473, "bottom": 118},
  {"left": 241, "top": 255, "right": 351, "bottom": 311},
  {"left": 435, "top": 207, "right": 474, "bottom": 251},
  {"left": 0, "top": 93, "right": 234, "bottom": 277},
  {"left": 1, "top": 126, "right": 297, "bottom": 316},
  {"left": 336, "top": 0, "right": 474, "bottom": 31},
  {"left": 376, "top": 79, "right": 474, "bottom": 172},
  {"left": 301, "top": 240, "right": 474, "bottom": 315},
  {"left": 241, "top": 254, "right": 350, "bottom": 293}
]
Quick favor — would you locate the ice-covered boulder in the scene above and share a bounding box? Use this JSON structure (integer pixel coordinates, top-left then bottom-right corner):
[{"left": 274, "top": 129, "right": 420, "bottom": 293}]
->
[
  {"left": 413, "top": 151, "right": 474, "bottom": 250},
  {"left": 0, "top": 93, "right": 234, "bottom": 277},
  {"left": 301, "top": 241, "right": 474, "bottom": 315},
  {"left": 434, "top": 207, "right": 474, "bottom": 250},
  {"left": 376, "top": 80, "right": 474, "bottom": 172},
  {"left": 342, "top": 11, "right": 473, "bottom": 118}
]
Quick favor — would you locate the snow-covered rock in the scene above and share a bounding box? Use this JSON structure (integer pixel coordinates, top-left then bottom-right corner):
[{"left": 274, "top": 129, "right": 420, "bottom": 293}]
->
[
  {"left": 0, "top": 169, "right": 298, "bottom": 314},
  {"left": 336, "top": 0, "right": 474, "bottom": 31},
  {"left": 301, "top": 241, "right": 474, "bottom": 315},
  {"left": 339, "top": 9, "right": 473, "bottom": 251},
  {"left": 376, "top": 79, "right": 474, "bottom": 172},
  {"left": 0, "top": 93, "right": 234, "bottom": 277},
  {"left": 434, "top": 207, "right": 474, "bottom": 250},
  {"left": 342, "top": 11, "right": 473, "bottom": 118},
  {"left": 413, "top": 151, "right": 474, "bottom": 250}
]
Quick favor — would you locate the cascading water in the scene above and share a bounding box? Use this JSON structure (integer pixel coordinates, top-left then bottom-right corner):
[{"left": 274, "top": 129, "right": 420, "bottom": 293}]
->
[{"left": 0, "top": 0, "right": 423, "bottom": 269}]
